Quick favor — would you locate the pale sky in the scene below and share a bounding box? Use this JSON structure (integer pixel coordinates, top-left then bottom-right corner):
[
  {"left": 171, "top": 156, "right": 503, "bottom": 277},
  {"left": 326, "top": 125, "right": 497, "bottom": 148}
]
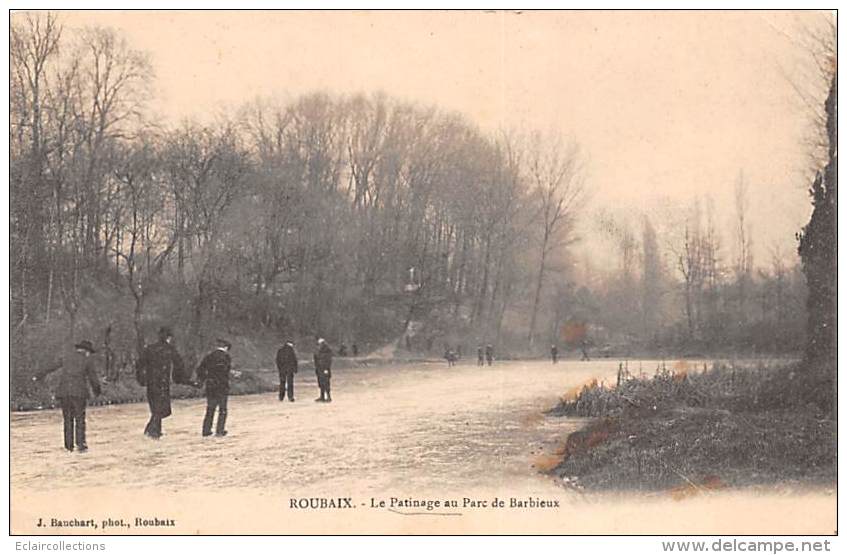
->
[{"left": 51, "top": 10, "right": 833, "bottom": 270}]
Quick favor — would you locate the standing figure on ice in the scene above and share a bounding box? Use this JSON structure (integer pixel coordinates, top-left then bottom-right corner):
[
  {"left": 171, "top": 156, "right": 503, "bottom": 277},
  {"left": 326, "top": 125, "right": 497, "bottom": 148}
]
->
[
  {"left": 314, "top": 337, "right": 333, "bottom": 403},
  {"left": 197, "top": 338, "right": 233, "bottom": 437},
  {"left": 477, "top": 345, "right": 485, "bottom": 366},
  {"left": 444, "top": 347, "right": 456, "bottom": 367},
  {"left": 136, "top": 326, "right": 188, "bottom": 439},
  {"left": 36, "top": 340, "right": 103, "bottom": 452},
  {"left": 551, "top": 344, "right": 559, "bottom": 364},
  {"left": 276, "top": 339, "right": 298, "bottom": 402},
  {"left": 580, "top": 339, "right": 591, "bottom": 361},
  {"left": 485, "top": 344, "right": 494, "bottom": 366}
]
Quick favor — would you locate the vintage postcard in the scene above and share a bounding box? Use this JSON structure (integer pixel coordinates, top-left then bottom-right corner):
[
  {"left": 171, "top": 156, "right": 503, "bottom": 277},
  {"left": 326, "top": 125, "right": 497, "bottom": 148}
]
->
[{"left": 7, "top": 9, "right": 837, "bottom": 536}]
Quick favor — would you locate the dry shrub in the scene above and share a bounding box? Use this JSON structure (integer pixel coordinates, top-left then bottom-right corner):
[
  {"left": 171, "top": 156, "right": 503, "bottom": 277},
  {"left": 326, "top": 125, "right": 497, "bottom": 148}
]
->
[
  {"left": 550, "top": 360, "right": 834, "bottom": 419},
  {"left": 548, "top": 360, "right": 836, "bottom": 491}
]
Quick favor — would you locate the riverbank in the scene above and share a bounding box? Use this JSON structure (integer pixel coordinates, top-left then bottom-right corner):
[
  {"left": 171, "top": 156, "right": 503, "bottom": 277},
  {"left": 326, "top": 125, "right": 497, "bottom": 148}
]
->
[
  {"left": 547, "top": 361, "right": 836, "bottom": 492},
  {"left": 12, "top": 356, "right": 443, "bottom": 411}
]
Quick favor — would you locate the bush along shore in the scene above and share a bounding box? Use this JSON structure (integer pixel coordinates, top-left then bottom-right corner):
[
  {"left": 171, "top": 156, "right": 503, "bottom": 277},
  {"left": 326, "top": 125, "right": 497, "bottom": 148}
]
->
[{"left": 546, "top": 361, "right": 836, "bottom": 494}]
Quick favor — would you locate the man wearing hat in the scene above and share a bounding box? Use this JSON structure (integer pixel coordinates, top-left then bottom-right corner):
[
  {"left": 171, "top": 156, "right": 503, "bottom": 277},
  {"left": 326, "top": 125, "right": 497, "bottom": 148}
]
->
[
  {"left": 38, "top": 340, "right": 103, "bottom": 452},
  {"left": 313, "top": 337, "right": 333, "bottom": 402},
  {"left": 196, "top": 338, "right": 233, "bottom": 437},
  {"left": 136, "top": 326, "right": 188, "bottom": 439},
  {"left": 275, "top": 339, "right": 298, "bottom": 402}
]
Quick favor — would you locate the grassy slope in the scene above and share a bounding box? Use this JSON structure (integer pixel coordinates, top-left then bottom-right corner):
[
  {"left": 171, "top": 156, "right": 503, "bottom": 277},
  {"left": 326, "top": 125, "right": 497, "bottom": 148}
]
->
[{"left": 548, "top": 362, "right": 836, "bottom": 491}]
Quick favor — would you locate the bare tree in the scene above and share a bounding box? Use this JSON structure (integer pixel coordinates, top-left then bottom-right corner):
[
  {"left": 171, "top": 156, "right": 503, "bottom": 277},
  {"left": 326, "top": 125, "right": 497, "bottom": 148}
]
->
[
  {"left": 699, "top": 196, "right": 723, "bottom": 338},
  {"left": 525, "top": 133, "right": 584, "bottom": 348},
  {"left": 111, "top": 137, "right": 165, "bottom": 355},
  {"left": 641, "top": 216, "right": 663, "bottom": 339},
  {"left": 672, "top": 201, "right": 705, "bottom": 340},
  {"left": 733, "top": 172, "right": 754, "bottom": 322},
  {"left": 10, "top": 12, "right": 63, "bottom": 327}
]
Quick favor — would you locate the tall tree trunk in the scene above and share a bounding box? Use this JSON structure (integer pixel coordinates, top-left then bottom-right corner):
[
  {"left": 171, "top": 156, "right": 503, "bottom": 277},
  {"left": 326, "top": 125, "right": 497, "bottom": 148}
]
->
[
  {"left": 528, "top": 239, "right": 549, "bottom": 348},
  {"left": 685, "top": 281, "right": 694, "bottom": 339},
  {"left": 133, "top": 293, "right": 145, "bottom": 356},
  {"left": 472, "top": 234, "right": 491, "bottom": 325},
  {"left": 495, "top": 280, "right": 513, "bottom": 347},
  {"left": 68, "top": 309, "right": 78, "bottom": 345},
  {"left": 45, "top": 266, "right": 53, "bottom": 324}
]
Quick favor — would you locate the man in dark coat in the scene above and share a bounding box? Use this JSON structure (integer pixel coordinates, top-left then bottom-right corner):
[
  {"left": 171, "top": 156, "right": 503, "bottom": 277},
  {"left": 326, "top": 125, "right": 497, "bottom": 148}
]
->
[
  {"left": 136, "top": 326, "right": 188, "bottom": 439},
  {"left": 485, "top": 344, "right": 494, "bottom": 366},
  {"left": 37, "top": 340, "right": 103, "bottom": 452},
  {"left": 551, "top": 344, "right": 559, "bottom": 364},
  {"left": 197, "top": 339, "right": 233, "bottom": 437},
  {"left": 477, "top": 345, "right": 485, "bottom": 366},
  {"left": 276, "top": 340, "right": 298, "bottom": 402},
  {"left": 313, "top": 338, "right": 333, "bottom": 402}
]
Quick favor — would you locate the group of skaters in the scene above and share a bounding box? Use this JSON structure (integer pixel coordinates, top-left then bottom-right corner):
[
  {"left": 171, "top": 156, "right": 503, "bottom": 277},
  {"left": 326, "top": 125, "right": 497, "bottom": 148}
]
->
[
  {"left": 39, "top": 328, "right": 593, "bottom": 453},
  {"left": 442, "top": 342, "right": 590, "bottom": 367},
  {"left": 275, "top": 336, "right": 335, "bottom": 404},
  {"left": 443, "top": 344, "right": 495, "bottom": 367},
  {"left": 551, "top": 340, "right": 591, "bottom": 362},
  {"left": 37, "top": 327, "right": 342, "bottom": 453}
]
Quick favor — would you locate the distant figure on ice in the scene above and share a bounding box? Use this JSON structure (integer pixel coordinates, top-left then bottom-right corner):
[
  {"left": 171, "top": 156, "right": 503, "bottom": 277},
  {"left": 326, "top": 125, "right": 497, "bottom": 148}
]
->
[
  {"left": 314, "top": 338, "right": 333, "bottom": 403},
  {"left": 477, "top": 345, "right": 485, "bottom": 366},
  {"left": 136, "top": 326, "right": 188, "bottom": 439},
  {"left": 351, "top": 343, "right": 359, "bottom": 357},
  {"left": 338, "top": 342, "right": 348, "bottom": 357},
  {"left": 551, "top": 344, "right": 559, "bottom": 364},
  {"left": 580, "top": 340, "right": 591, "bottom": 361},
  {"left": 197, "top": 339, "right": 233, "bottom": 437},
  {"left": 36, "top": 340, "right": 103, "bottom": 452},
  {"left": 276, "top": 339, "right": 298, "bottom": 402},
  {"left": 444, "top": 348, "right": 456, "bottom": 367},
  {"left": 485, "top": 344, "right": 494, "bottom": 366}
]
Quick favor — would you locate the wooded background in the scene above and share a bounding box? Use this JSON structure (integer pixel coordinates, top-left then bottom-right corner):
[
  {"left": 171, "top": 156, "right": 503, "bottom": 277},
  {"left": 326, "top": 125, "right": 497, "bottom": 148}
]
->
[{"left": 10, "top": 14, "right": 834, "bottom": 395}]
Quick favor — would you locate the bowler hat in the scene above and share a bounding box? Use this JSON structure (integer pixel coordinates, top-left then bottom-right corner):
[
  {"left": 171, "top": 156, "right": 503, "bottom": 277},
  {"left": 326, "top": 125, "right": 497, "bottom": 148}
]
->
[
  {"left": 216, "top": 338, "right": 232, "bottom": 349},
  {"left": 75, "top": 340, "right": 97, "bottom": 354}
]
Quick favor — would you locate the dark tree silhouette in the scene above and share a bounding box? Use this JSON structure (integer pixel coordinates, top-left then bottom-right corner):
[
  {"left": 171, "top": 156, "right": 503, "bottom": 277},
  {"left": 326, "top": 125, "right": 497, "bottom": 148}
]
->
[{"left": 798, "top": 73, "right": 837, "bottom": 365}]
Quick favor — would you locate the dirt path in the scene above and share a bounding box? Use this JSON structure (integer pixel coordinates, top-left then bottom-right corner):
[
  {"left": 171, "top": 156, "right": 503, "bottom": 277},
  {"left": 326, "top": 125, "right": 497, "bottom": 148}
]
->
[{"left": 10, "top": 360, "right": 836, "bottom": 534}]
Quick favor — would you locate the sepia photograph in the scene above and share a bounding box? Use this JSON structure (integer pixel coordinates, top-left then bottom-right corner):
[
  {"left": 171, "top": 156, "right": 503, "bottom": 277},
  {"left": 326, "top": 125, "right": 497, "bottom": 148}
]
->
[{"left": 6, "top": 8, "right": 838, "bottom": 537}]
